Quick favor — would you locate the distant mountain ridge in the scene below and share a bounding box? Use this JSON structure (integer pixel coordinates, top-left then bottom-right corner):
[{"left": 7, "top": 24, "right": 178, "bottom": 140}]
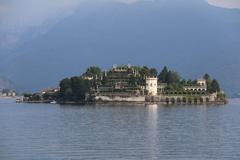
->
[{"left": 0, "top": 0, "right": 239, "bottom": 96}]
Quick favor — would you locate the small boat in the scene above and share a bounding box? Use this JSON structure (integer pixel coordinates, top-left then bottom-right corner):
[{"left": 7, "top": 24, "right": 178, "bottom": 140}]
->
[
  {"left": 50, "top": 100, "right": 57, "bottom": 104},
  {"left": 16, "top": 97, "right": 23, "bottom": 103}
]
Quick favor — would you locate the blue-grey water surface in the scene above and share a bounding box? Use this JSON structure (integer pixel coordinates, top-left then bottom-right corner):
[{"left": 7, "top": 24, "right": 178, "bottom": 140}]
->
[{"left": 0, "top": 98, "right": 240, "bottom": 160}]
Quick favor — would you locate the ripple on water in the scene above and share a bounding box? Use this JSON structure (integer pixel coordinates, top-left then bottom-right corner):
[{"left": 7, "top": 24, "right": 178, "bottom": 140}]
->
[{"left": 0, "top": 100, "right": 240, "bottom": 160}]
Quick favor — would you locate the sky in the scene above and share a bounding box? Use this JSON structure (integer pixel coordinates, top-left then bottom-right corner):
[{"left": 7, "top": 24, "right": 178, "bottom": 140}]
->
[
  {"left": 0, "top": 0, "right": 239, "bottom": 48},
  {"left": 207, "top": 0, "right": 240, "bottom": 9}
]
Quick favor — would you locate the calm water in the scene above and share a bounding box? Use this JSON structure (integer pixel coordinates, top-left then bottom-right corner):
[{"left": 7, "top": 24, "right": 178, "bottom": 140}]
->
[{"left": 0, "top": 99, "right": 240, "bottom": 160}]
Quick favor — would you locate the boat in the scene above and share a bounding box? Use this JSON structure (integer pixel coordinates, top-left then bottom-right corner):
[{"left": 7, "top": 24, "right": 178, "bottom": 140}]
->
[
  {"left": 16, "top": 97, "right": 23, "bottom": 103},
  {"left": 50, "top": 100, "right": 57, "bottom": 104}
]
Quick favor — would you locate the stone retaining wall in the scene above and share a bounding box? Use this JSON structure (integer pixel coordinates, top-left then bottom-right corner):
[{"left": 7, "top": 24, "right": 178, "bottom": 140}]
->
[{"left": 94, "top": 96, "right": 145, "bottom": 102}]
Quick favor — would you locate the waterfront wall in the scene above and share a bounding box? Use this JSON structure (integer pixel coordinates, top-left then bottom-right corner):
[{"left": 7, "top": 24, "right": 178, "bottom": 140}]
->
[
  {"left": 146, "top": 93, "right": 227, "bottom": 104},
  {"left": 93, "top": 93, "right": 227, "bottom": 105},
  {"left": 94, "top": 96, "right": 146, "bottom": 102}
]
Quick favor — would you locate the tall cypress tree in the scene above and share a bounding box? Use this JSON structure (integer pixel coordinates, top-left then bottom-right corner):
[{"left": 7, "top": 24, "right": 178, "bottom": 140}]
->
[
  {"left": 158, "top": 66, "right": 168, "bottom": 83},
  {"left": 211, "top": 79, "right": 220, "bottom": 93}
]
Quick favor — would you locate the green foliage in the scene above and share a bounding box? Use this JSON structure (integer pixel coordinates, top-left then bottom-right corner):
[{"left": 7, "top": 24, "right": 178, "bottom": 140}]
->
[
  {"left": 158, "top": 66, "right": 168, "bottom": 82},
  {"left": 203, "top": 74, "right": 221, "bottom": 93},
  {"left": 139, "top": 66, "right": 158, "bottom": 77},
  {"left": 210, "top": 79, "right": 220, "bottom": 93},
  {"left": 42, "top": 92, "right": 58, "bottom": 101},
  {"left": 23, "top": 93, "right": 42, "bottom": 101},
  {"left": 59, "top": 78, "right": 71, "bottom": 98},
  {"left": 158, "top": 66, "right": 181, "bottom": 84},
  {"left": 23, "top": 93, "right": 33, "bottom": 97},
  {"left": 128, "top": 75, "right": 139, "bottom": 86},
  {"left": 166, "top": 71, "right": 181, "bottom": 84},
  {"left": 71, "top": 77, "right": 91, "bottom": 101},
  {"left": 203, "top": 73, "right": 212, "bottom": 91},
  {"left": 101, "top": 74, "right": 108, "bottom": 85},
  {"left": 85, "top": 66, "right": 101, "bottom": 77},
  {"left": 203, "top": 73, "right": 210, "bottom": 81},
  {"left": 140, "top": 66, "right": 150, "bottom": 77},
  {"left": 217, "top": 92, "right": 226, "bottom": 99},
  {"left": 32, "top": 94, "right": 41, "bottom": 101},
  {"left": 165, "top": 83, "right": 183, "bottom": 91},
  {"left": 149, "top": 68, "right": 158, "bottom": 77},
  {"left": 64, "top": 88, "right": 73, "bottom": 100},
  {"left": 59, "top": 77, "right": 91, "bottom": 101}
]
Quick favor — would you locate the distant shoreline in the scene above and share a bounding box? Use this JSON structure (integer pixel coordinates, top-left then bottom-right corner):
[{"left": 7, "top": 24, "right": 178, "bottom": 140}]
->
[
  {"left": 23, "top": 99, "right": 228, "bottom": 106},
  {"left": 0, "top": 96, "right": 16, "bottom": 99}
]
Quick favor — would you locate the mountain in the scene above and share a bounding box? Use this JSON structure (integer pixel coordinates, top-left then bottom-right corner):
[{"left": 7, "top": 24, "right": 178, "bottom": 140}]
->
[{"left": 0, "top": 0, "right": 239, "bottom": 95}]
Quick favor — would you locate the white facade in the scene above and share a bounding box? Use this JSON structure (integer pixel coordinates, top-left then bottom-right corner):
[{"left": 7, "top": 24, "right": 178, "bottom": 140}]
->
[
  {"left": 82, "top": 76, "right": 94, "bottom": 80},
  {"left": 184, "top": 86, "right": 207, "bottom": 92},
  {"left": 184, "top": 79, "right": 207, "bottom": 92},
  {"left": 197, "top": 79, "right": 207, "bottom": 86},
  {"left": 146, "top": 77, "right": 158, "bottom": 96}
]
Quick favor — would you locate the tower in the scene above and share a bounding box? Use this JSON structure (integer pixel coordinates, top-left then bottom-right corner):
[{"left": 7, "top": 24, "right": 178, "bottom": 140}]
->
[{"left": 145, "top": 77, "right": 158, "bottom": 96}]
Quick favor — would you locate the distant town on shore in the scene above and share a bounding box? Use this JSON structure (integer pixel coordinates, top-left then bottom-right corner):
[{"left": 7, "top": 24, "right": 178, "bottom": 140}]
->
[
  {"left": 0, "top": 88, "right": 16, "bottom": 98},
  {"left": 22, "top": 65, "right": 227, "bottom": 105}
]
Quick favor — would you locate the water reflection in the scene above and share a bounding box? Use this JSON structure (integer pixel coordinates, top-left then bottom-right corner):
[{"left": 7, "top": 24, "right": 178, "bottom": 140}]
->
[{"left": 146, "top": 104, "right": 159, "bottom": 159}]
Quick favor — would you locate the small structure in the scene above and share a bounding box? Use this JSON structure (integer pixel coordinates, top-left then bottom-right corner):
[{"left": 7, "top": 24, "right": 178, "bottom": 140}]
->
[
  {"left": 197, "top": 79, "right": 207, "bottom": 86},
  {"left": 145, "top": 77, "right": 158, "bottom": 96},
  {"left": 41, "top": 87, "right": 60, "bottom": 95},
  {"left": 184, "top": 79, "right": 207, "bottom": 92},
  {"left": 157, "top": 83, "right": 167, "bottom": 94},
  {"left": 82, "top": 75, "right": 94, "bottom": 80}
]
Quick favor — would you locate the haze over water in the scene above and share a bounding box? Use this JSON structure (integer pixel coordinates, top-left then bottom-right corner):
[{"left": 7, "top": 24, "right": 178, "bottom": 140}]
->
[{"left": 0, "top": 99, "right": 240, "bottom": 160}]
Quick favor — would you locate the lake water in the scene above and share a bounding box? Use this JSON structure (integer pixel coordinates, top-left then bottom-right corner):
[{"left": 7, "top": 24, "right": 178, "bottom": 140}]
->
[{"left": 0, "top": 98, "right": 240, "bottom": 160}]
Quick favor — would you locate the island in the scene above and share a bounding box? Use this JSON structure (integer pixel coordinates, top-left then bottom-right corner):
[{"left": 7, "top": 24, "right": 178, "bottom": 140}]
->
[{"left": 23, "top": 65, "right": 227, "bottom": 105}]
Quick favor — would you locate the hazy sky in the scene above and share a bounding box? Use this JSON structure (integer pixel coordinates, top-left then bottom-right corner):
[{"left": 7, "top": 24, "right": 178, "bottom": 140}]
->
[
  {"left": 0, "top": 0, "right": 240, "bottom": 48},
  {"left": 207, "top": 0, "right": 240, "bottom": 9}
]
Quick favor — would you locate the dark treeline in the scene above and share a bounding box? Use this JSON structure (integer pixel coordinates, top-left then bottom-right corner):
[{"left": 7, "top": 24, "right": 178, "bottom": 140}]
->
[
  {"left": 58, "top": 66, "right": 101, "bottom": 101},
  {"left": 59, "top": 77, "right": 91, "bottom": 101}
]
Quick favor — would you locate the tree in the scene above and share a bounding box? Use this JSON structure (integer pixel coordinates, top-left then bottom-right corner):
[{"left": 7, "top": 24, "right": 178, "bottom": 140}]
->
[
  {"left": 85, "top": 66, "right": 101, "bottom": 78},
  {"left": 186, "top": 79, "right": 193, "bottom": 85},
  {"left": 101, "top": 74, "right": 108, "bottom": 85},
  {"left": 166, "top": 71, "right": 181, "bottom": 84},
  {"left": 203, "top": 73, "right": 210, "bottom": 81},
  {"left": 203, "top": 73, "right": 214, "bottom": 93},
  {"left": 180, "top": 79, "right": 186, "bottom": 85},
  {"left": 210, "top": 79, "right": 220, "bottom": 93},
  {"left": 128, "top": 75, "right": 138, "bottom": 86},
  {"left": 149, "top": 68, "right": 158, "bottom": 77},
  {"left": 71, "top": 77, "right": 91, "bottom": 101},
  {"left": 59, "top": 78, "right": 71, "bottom": 98},
  {"left": 24, "top": 93, "right": 33, "bottom": 98},
  {"left": 158, "top": 66, "right": 168, "bottom": 83},
  {"left": 140, "top": 66, "right": 150, "bottom": 77},
  {"left": 64, "top": 88, "right": 73, "bottom": 100},
  {"left": 59, "top": 76, "right": 91, "bottom": 101}
]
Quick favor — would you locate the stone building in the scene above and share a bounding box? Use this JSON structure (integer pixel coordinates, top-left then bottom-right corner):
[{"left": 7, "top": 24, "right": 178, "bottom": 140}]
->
[
  {"left": 145, "top": 77, "right": 158, "bottom": 96},
  {"left": 184, "top": 79, "right": 207, "bottom": 92}
]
